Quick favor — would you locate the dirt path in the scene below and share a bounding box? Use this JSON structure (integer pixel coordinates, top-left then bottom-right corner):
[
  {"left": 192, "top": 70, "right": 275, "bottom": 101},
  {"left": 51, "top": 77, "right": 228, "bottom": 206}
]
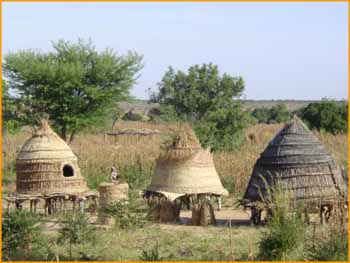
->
[{"left": 158, "top": 209, "right": 252, "bottom": 235}]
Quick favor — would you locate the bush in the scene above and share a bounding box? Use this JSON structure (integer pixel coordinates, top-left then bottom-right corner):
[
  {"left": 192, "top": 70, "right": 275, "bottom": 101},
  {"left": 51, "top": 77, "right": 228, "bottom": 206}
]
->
[
  {"left": 122, "top": 110, "right": 146, "bottom": 121},
  {"left": 84, "top": 163, "right": 152, "bottom": 191},
  {"left": 194, "top": 106, "right": 250, "bottom": 151},
  {"left": 258, "top": 211, "right": 306, "bottom": 260},
  {"left": 148, "top": 105, "right": 181, "bottom": 123},
  {"left": 257, "top": 188, "right": 307, "bottom": 261},
  {"left": 252, "top": 103, "right": 291, "bottom": 124},
  {"left": 57, "top": 212, "right": 96, "bottom": 260},
  {"left": 139, "top": 245, "right": 163, "bottom": 261},
  {"left": 300, "top": 100, "right": 347, "bottom": 134},
  {"left": 120, "top": 163, "right": 151, "bottom": 190},
  {"left": 58, "top": 212, "right": 96, "bottom": 245},
  {"left": 2, "top": 210, "right": 43, "bottom": 260},
  {"left": 103, "top": 192, "right": 148, "bottom": 229},
  {"left": 308, "top": 226, "right": 348, "bottom": 261}
]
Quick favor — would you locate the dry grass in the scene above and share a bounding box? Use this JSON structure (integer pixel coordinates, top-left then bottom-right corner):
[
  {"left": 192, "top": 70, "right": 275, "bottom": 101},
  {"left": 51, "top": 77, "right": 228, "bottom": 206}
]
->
[{"left": 3, "top": 121, "right": 347, "bottom": 197}]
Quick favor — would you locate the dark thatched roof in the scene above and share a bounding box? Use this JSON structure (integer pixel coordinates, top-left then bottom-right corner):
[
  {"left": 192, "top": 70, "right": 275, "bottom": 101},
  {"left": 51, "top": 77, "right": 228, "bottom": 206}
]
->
[{"left": 242, "top": 116, "right": 346, "bottom": 205}]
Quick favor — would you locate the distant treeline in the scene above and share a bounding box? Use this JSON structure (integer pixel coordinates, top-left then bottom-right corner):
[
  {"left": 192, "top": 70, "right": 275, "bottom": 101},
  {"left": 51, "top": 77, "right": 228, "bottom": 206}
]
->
[
  {"left": 121, "top": 99, "right": 348, "bottom": 136},
  {"left": 250, "top": 100, "right": 347, "bottom": 134}
]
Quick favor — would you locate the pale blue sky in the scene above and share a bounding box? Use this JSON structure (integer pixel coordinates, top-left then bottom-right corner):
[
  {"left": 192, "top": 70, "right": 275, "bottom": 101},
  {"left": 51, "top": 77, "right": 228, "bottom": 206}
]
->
[{"left": 3, "top": 2, "right": 348, "bottom": 100}]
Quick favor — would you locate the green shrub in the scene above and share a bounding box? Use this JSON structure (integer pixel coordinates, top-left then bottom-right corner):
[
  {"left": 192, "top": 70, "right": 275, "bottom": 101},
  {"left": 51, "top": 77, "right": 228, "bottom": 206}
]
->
[
  {"left": 139, "top": 245, "right": 163, "bottom": 261},
  {"left": 257, "top": 188, "right": 307, "bottom": 261},
  {"left": 300, "top": 100, "right": 347, "bottom": 134},
  {"left": 120, "top": 163, "right": 152, "bottom": 190},
  {"left": 84, "top": 163, "right": 152, "bottom": 191},
  {"left": 194, "top": 107, "right": 250, "bottom": 151},
  {"left": 308, "top": 226, "right": 348, "bottom": 261},
  {"left": 103, "top": 192, "right": 148, "bottom": 230},
  {"left": 148, "top": 105, "right": 181, "bottom": 123},
  {"left": 58, "top": 212, "right": 96, "bottom": 245},
  {"left": 85, "top": 170, "right": 108, "bottom": 190},
  {"left": 2, "top": 210, "right": 43, "bottom": 261},
  {"left": 122, "top": 110, "right": 145, "bottom": 121},
  {"left": 220, "top": 175, "right": 236, "bottom": 194},
  {"left": 252, "top": 103, "right": 291, "bottom": 124},
  {"left": 57, "top": 212, "right": 96, "bottom": 260},
  {"left": 258, "top": 211, "right": 306, "bottom": 260}
]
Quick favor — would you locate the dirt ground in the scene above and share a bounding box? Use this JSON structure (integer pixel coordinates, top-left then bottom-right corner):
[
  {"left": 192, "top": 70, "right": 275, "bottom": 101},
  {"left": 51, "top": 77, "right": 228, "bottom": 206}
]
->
[{"left": 13, "top": 207, "right": 252, "bottom": 234}]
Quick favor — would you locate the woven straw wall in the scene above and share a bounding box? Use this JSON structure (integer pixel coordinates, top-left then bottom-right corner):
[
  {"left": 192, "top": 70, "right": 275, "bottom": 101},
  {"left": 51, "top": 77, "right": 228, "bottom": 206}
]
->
[
  {"left": 245, "top": 162, "right": 343, "bottom": 202},
  {"left": 99, "top": 182, "right": 129, "bottom": 207},
  {"left": 16, "top": 159, "right": 88, "bottom": 194}
]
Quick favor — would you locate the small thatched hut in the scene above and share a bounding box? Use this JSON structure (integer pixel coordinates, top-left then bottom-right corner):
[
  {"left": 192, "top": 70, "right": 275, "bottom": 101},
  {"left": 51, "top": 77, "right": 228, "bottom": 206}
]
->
[
  {"left": 145, "top": 127, "right": 228, "bottom": 225},
  {"left": 241, "top": 116, "right": 347, "bottom": 224},
  {"left": 103, "top": 128, "right": 160, "bottom": 144},
  {"left": 11, "top": 119, "right": 94, "bottom": 214}
]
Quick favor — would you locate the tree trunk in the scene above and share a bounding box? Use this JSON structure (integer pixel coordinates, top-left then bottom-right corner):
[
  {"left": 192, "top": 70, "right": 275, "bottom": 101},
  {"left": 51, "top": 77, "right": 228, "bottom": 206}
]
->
[
  {"left": 61, "top": 124, "right": 67, "bottom": 141},
  {"left": 68, "top": 129, "right": 76, "bottom": 144}
]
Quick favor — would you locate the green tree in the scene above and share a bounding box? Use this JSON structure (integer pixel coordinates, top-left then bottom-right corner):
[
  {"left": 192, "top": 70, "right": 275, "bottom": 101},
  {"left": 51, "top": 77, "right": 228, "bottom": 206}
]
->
[
  {"left": 252, "top": 103, "right": 291, "bottom": 124},
  {"left": 151, "top": 63, "right": 248, "bottom": 151},
  {"left": 2, "top": 79, "right": 22, "bottom": 133},
  {"left": 251, "top": 107, "right": 270, "bottom": 124},
  {"left": 269, "top": 103, "right": 291, "bottom": 123},
  {"left": 4, "top": 39, "right": 143, "bottom": 142},
  {"left": 300, "top": 100, "right": 347, "bottom": 134}
]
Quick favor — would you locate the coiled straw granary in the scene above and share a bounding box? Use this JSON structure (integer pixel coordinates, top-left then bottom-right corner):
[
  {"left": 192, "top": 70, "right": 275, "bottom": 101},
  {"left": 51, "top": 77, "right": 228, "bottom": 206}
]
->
[
  {"left": 144, "top": 127, "right": 228, "bottom": 225},
  {"left": 241, "top": 116, "right": 347, "bottom": 224},
  {"left": 7, "top": 119, "right": 97, "bottom": 215}
]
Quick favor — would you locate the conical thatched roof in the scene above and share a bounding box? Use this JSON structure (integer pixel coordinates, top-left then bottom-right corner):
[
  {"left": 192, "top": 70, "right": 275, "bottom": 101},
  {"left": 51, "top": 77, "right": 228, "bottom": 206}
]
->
[
  {"left": 146, "top": 128, "right": 228, "bottom": 200},
  {"left": 242, "top": 116, "right": 346, "bottom": 204},
  {"left": 17, "top": 119, "right": 77, "bottom": 161}
]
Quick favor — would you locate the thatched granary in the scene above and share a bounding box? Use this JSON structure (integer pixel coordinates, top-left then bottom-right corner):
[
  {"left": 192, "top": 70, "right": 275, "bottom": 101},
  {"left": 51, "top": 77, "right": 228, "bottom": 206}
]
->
[
  {"left": 16, "top": 119, "right": 89, "bottom": 195},
  {"left": 241, "top": 116, "right": 346, "bottom": 224},
  {"left": 145, "top": 128, "right": 228, "bottom": 225}
]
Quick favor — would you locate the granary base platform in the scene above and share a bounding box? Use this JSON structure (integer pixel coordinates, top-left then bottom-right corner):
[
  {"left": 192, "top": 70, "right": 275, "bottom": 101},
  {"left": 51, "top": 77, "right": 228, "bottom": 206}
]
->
[{"left": 6, "top": 190, "right": 99, "bottom": 215}]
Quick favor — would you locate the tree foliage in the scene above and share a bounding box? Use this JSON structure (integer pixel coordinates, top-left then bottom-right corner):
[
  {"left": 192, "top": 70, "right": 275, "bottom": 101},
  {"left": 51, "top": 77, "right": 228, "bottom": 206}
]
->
[
  {"left": 252, "top": 103, "right": 291, "bottom": 124},
  {"left": 151, "top": 63, "right": 248, "bottom": 151},
  {"left": 2, "top": 79, "right": 22, "bottom": 133},
  {"left": 300, "top": 100, "right": 347, "bottom": 134},
  {"left": 3, "top": 39, "right": 143, "bottom": 142}
]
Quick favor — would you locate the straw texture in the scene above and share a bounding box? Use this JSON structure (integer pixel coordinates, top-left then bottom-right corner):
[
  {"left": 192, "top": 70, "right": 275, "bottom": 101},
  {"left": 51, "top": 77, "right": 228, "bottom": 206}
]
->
[
  {"left": 242, "top": 116, "right": 346, "bottom": 204},
  {"left": 99, "top": 182, "right": 129, "bottom": 207},
  {"left": 16, "top": 119, "right": 89, "bottom": 194},
  {"left": 147, "top": 128, "right": 228, "bottom": 196}
]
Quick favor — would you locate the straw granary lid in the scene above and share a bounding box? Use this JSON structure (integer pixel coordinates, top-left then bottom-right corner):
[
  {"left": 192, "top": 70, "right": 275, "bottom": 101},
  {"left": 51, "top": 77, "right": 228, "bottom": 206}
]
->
[
  {"left": 158, "top": 127, "right": 202, "bottom": 163},
  {"left": 258, "top": 116, "right": 335, "bottom": 166},
  {"left": 147, "top": 128, "right": 228, "bottom": 198},
  {"left": 17, "top": 119, "right": 77, "bottom": 161}
]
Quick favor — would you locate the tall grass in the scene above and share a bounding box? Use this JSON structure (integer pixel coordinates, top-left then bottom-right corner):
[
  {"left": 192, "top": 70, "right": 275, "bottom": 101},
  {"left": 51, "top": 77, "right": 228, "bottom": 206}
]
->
[
  {"left": 256, "top": 187, "right": 308, "bottom": 261},
  {"left": 256, "top": 184, "right": 348, "bottom": 261}
]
